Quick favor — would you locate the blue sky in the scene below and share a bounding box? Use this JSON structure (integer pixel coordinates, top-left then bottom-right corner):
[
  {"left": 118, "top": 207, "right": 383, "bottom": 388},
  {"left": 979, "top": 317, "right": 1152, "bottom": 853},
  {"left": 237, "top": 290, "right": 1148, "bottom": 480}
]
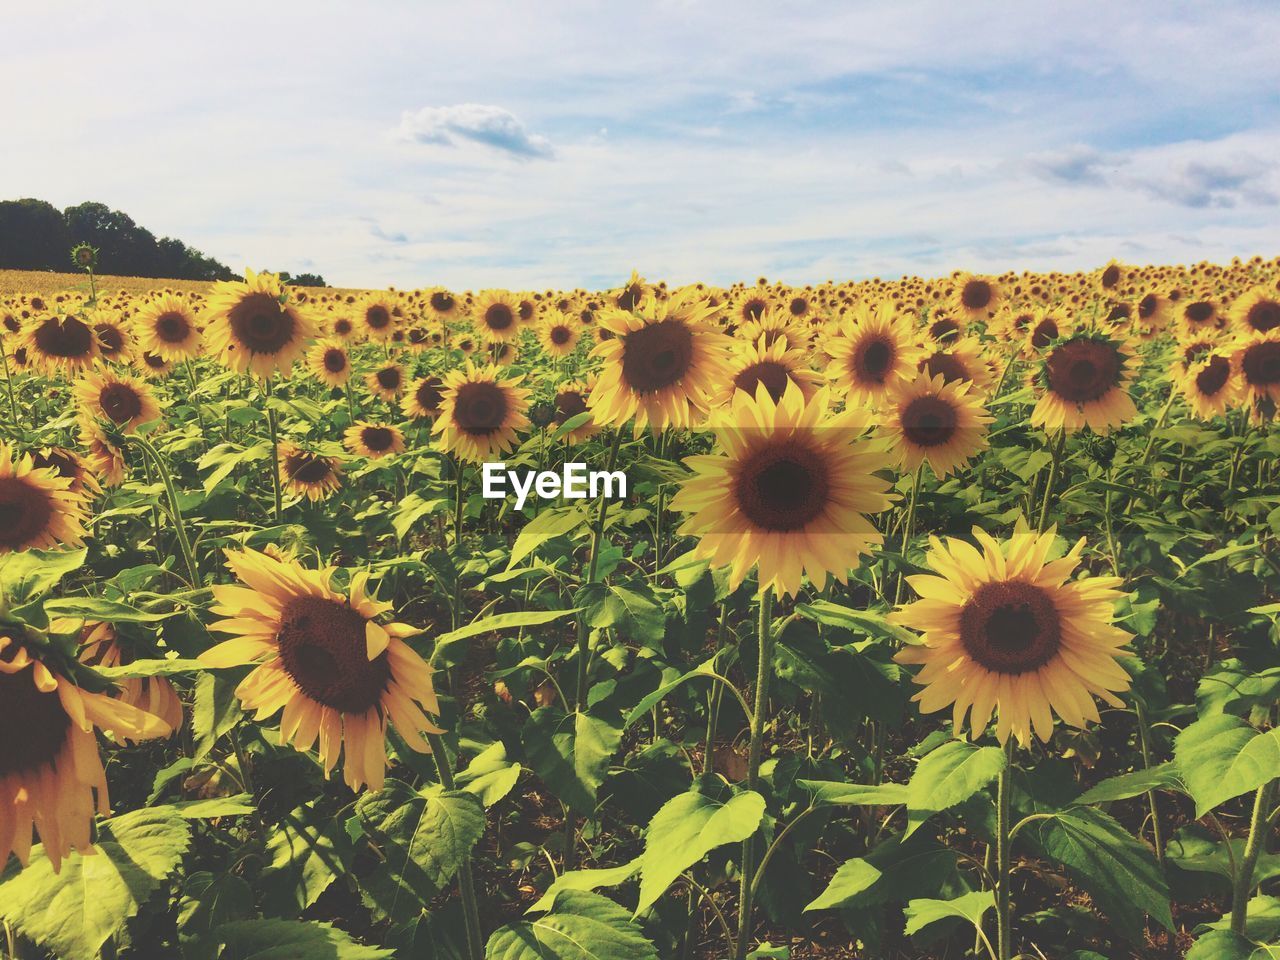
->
[{"left": 4, "top": 1, "right": 1279, "bottom": 289}]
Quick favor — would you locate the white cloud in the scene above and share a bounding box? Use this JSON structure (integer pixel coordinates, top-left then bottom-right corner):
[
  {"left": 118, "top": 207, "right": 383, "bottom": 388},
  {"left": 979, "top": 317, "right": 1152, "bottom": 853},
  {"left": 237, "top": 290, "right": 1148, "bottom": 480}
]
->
[{"left": 397, "top": 104, "right": 554, "bottom": 159}]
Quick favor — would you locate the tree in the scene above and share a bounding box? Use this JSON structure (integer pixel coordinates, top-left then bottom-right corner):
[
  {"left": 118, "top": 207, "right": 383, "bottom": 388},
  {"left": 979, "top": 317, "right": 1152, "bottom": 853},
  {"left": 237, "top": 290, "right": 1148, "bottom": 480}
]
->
[{"left": 0, "top": 199, "right": 70, "bottom": 269}]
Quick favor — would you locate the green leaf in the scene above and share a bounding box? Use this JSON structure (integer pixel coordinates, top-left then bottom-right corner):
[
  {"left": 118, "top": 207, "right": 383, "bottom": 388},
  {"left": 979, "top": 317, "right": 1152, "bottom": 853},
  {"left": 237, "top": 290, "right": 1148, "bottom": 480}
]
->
[
  {"left": 529, "top": 858, "right": 643, "bottom": 913},
  {"left": 795, "top": 600, "right": 917, "bottom": 645},
  {"left": 635, "top": 787, "right": 766, "bottom": 915},
  {"left": 43, "top": 597, "right": 172, "bottom": 623},
  {"left": 796, "top": 779, "right": 910, "bottom": 807},
  {"left": 1186, "top": 930, "right": 1275, "bottom": 960},
  {"left": 805, "top": 833, "right": 958, "bottom": 912},
  {"left": 178, "top": 871, "right": 253, "bottom": 946},
  {"left": 1174, "top": 716, "right": 1280, "bottom": 817},
  {"left": 1208, "top": 895, "right": 1280, "bottom": 943},
  {"left": 1075, "top": 763, "right": 1182, "bottom": 806},
  {"left": 522, "top": 708, "right": 622, "bottom": 816},
  {"left": 433, "top": 609, "right": 577, "bottom": 664},
  {"left": 804, "top": 858, "right": 884, "bottom": 912},
  {"left": 168, "top": 795, "right": 258, "bottom": 819},
  {"left": 0, "top": 547, "right": 86, "bottom": 602},
  {"left": 1167, "top": 826, "right": 1280, "bottom": 886},
  {"left": 455, "top": 742, "right": 523, "bottom": 807},
  {"left": 207, "top": 919, "right": 394, "bottom": 959},
  {"left": 94, "top": 657, "right": 207, "bottom": 679},
  {"left": 903, "top": 890, "right": 996, "bottom": 938},
  {"left": 623, "top": 659, "right": 718, "bottom": 728},
  {"left": 0, "top": 807, "right": 191, "bottom": 960},
  {"left": 580, "top": 582, "right": 665, "bottom": 647},
  {"left": 487, "top": 889, "right": 658, "bottom": 960},
  {"left": 1027, "top": 806, "right": 1172, "bottom": 941},
  {"left": 1197, "top": 661, "right": 1280, "bottom": 717},
  {"left": 192, "top": 672, "right": 243, "bottom": 760},
  {"left": 508, "top": 506, "right": 587, "bottom": 569},
  {"left": 905, "top": 740, "right": 1005, "bottom": 837},
  {"left": 260, "top": 800, "right": 355, "bottom": 918}
]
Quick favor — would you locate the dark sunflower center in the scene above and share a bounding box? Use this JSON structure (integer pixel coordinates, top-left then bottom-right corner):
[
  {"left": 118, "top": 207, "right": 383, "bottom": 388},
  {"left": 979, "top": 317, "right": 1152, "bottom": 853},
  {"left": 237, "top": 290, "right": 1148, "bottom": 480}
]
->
[
  {"left": 32, "top": 449, "right": 77, "bottom": 480},
  {"left": 155, "top": 312, "right": 191, "bottom": 342},
  {"left": 901, "top": 395, "right": 958, "bottom": 447},
  {"left": 286, "top": 453, "right": 333, "bottom": 484},
  {"left": 95, "top": 323, "right": 125, "bottom": 353},
  {"left": 732, "top": 439, "right": 830, "bottom": 532},
  {"left": 431, "top": 292, "right": 455, "bottom": 312},
  {"left": 1045, "top": 339, "right": 1122, "bottom": 403},
  {"left": 959, "top": 580, "right": 1061, "bottom": 675},
  {"left": 1241, "top": 341, "right": 1280, "bottom": 386},
  {"left": 617, "top": 285, "right": 643, "bottom": 311},
  {"left": 742, "top": 299, "right": 767, "bottom": 322},
  {"left": 323, "top": 348, "right": 347, "bottom": 372},
  {"left": 454, "top": 381, "right": 509, "bottom": 435},
  {"left": 334, "top": 318, "right": 353, "bottom": 336},
  {"left": 1185, "top": 301, "right": 1214, "bottom": 324},
  {"left": 99, "top": 382, "right": 144, "bottom": 423},
  {"left": 733, "top": 360, "right": 791, "bottom": 402},
  {"left": 228, "top": 293, "right": 297, "bottom": 354},
  {"left": 1101, "top": 265, "right": 1121, "bottom": 288},
  {"left": 929, "top": 318, "right": 960, "bottom": 342},
  {"left": 1031, "top": 320, "right": 1059, "bottom": 349},
  {"left": 1195, "top": 356, "right": 1231, "bottom": 396},
  {"left": 961, "top": 280, "right": 993, "bottom": 311},
  {"left": 1106, "top": 304, "right": 1131, "bottom": 324},
  {"left": 518, "top": 301, "right": 534, "bottom": 321},
  {"left": 416, "top": 378, "right": 444, "bottom": 411},
  {"left": 550, "top": 325, "right": 571, "bottom": 345},
  {"left": 0, "top": 476, "right": 54, "bottom": 550},
  {"left": 484, "top": 304, "right": 515, "bottom": 332},
  {"left": 33, "top": 315, "right": 95, "bottom": 359},
  {"left": 144, "top": 352, "right": 167, "bottom": 369},
  {"left": 361, "top": 427, "right": 394, "bottom": 451},
  {"left": 789, "top": 297, "right": 808, "bottom": 316},
  {"left": 366, "top": 306, "right": 391, "bottom": 330},
  {"left": 0, "top": 649, "right": 71, "bottom": 776},
  {"left": 275, "top": 596, "right": 390, "bottom": 713},
  {"left": 376, "top": 367, "right": 401, "bottom": 390},
  {"left": 408, "top": 328, "right": 428, "bottom": 344},
  {"left": 1245, "top": 300, "right": 1280, "bottom": 333},
  {"left": 554, "top": 390, "right": 587, "bottom": 424},
  {"left": 920, "top": 352, "right": 969, "bottom": 385},
  {"left": 853, "top": 336, "right": 895, "bottom": 382},
  {"left": 621, "top": 320, "right": 695, "bottom": 394}
]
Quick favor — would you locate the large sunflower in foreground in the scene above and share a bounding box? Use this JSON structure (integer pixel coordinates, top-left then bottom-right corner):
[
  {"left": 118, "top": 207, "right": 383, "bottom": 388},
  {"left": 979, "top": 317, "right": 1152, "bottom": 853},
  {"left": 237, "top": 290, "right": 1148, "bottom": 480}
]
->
[
  {"left": 197, "top": 548, "right": 444, "bottom": 791},
  {"left": 671, "top": 382, "right": 894, "bottom": 598},
  {"left": 824, "top": 303, "right": 922, "bottom": 407},
  {"left": 0, "top": 445, "right": 89, "bottom": 552},
  {"left": 891, "top": 524, "right": 1132, "bottom": 747},
  {"left": 204, "top": 269, "right": 318, "bottom": 378},
  {"left": 880, "top": 373, "right": 992, "bottom": 478},
  {"left": 72, "top": 369, "right": 163, "bottom": 434},
  {"left": 433, "top": 363, "right": 531, "bottom": 462},
  {"left": 1030, "top": 331, "right": 1137, "bottom": 434},
  {"left": 0, "top": 633, "right": 171, "bottom": 870},
  {"left": 588, "top": 291, "right": 733, "bottom": 434},
  {"left": 133, "top": 294, "right": 202, "bottom": 361}
]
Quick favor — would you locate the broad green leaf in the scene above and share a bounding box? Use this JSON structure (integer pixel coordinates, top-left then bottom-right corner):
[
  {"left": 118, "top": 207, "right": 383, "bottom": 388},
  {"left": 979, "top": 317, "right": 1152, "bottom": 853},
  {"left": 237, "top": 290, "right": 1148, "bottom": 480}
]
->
[
  {"left": 905, "top": 740, "right": 1005, "bottom": 837},
  {"left": 0, "top": 547, "right": 86, "bottom": 602},
  {"left": 488, "top": 889, "right": 657, "bottom": 960},
  {"left": 192, "top": 672, "right": 243, "bottom": 760},
  {"left": 1168, "top": 826, "right": 1280, "bottom": 886},
  {"left": 95, "top": 657, "right": 207, "bottom": 679},
  {"left": 1208, "top": 895, "right": 1280, "bottom": 943},
  {"left": 433, "top": 609, "right": 577, "bottom": 663},
  {"left": 797, "top": 779, "right": 910, "bottom": 807},
  {"left": 455, "top": 741, "right": 523, "bottom": 807},
  {"left": 261, "top": 800, "right": 355, "bottom": 917},
  {"left": 804, "top": 858, "right": 883, "bottom": 912},
  {"left": 208, "top": 919, "right": 394, "bottom": 959},
  {"left": 0, "top": 807, "right": 190, "bottom": 960},
  {"left": 1174, "top": 716, "right": 1280, "bottom": 817},
  {"left": 1186, "top": 930, "right": 1276, "bottom": 960},
  {"left": 1197, "top": 661, "right": 1280, "bottom": 717},
  {"left": 178, "top": 871, "right": 253, "bottom": 945},
  {"left": 1075, "top": 762, "right": 1182, "bottom": 806},
  {"left": 580, "top": 582, "right": 665, "bottom": 647},
  {"left": 44, "top": 597, "right": 171, "bottom": 623},
  {"left": 623, "top": 659, "right": 719, "bottom": 728},
  {"left": 523, "top": 707, "right": 622, "bottom": 816},
  {"left": 508, "top": 506, "right": 586, "bottom": 569},
  {"left": 530, "top": 858, "right": 642, "bottom": 913},
  {"left": 168, "top": 795, "right": 258, "bottom": 819},
  {"left": 635, "top": 787, "right": 766, "bottom": 915},
  {"left": 795, "top": 600, "right": 917, "bottom": 645},
  {"left": 903, "top": 890, "right": 996, "bottom": 937}
]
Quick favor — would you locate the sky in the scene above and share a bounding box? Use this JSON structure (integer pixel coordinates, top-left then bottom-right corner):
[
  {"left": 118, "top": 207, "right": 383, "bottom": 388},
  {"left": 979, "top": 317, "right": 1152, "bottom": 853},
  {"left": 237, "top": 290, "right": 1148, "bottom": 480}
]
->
[{"left": 3, "top": 1, "right": 1279, "bottom": 290}]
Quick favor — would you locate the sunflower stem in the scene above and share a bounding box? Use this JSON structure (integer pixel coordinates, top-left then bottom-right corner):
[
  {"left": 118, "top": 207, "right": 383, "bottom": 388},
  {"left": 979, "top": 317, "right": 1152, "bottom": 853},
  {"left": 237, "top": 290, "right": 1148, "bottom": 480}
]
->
[
  {"left": 0, "top": 346, "right": 21, "bottom": 436},
  {"left": 129, "top": 434, "right": 200, "bottom": 587},
  {"left": 735, "top": 589, "right": 774, "bottom": 960},
  {"left": 183, "top": 358, "right": 207, "bottom": 444},
  {"left": 263, "top": 379, "right": 283, "bottom": 523},
  {"left": 894, "top": 464, "right": 924, "bottom": 606},
  {"left": 1133, "top": 699, "right": 1165, "bottom": 868},
  {"left": 995, "top": 737, "right": 1014, "bottom": 960},
  {"left": 428, "top": 732, "right": 485, "bottom": 960},
  {"left": 1230, "top": 779, "right": 1277, "bottom": 936},
  {"left": 1035, "top": 429, "right": 1066, "bottom": 533}
]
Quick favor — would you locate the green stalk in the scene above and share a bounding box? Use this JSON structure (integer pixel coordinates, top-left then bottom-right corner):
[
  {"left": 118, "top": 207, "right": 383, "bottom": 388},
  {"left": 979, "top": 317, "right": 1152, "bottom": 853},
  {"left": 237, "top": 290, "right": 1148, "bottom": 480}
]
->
[
  {"left": 734, "top": 589, "right": 774, "bottom": 960},
  {"left": 995, "top": 738, "right": 1014, "bottom": 960},
  {"left": 263, "top": 379, "right": 283, "bottom": 522},
  {"left": 1230, "top": 780, "right": 1277, "bottom": 935},
  {"left": 0, "top": 346, "right": 21, "bottom": 435},
  {"left": 1036, "top": 429, "right": 1066, "bottom": 532},
  {"left": 894, "top": 464, "right": 924, "bottom": 605},
  {"left": 429, "top": 732, "right": 485, "bottom": 960},
  {"left": 1134, "top": 699, "right": 1165, "bottom": 868},
  {"left": 129, "top": 434, "right": 200, "bottom": 586}
]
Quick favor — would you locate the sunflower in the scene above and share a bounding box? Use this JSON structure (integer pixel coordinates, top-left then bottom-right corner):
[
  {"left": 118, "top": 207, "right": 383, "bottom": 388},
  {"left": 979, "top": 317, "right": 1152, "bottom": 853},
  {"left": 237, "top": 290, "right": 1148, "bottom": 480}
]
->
[
  {"left": 613, "top": 271, "right": 649, "bottom": 312},
  {"left": 306, "top": 340, "right": 352, "bottom": 388},
  {"left": 72, "top": 369, "right": 162, "bottom": 434},
  {"left": 278, "top": 442, "right": 343, "bottom": 502},
  {"left": 472, "top": 290, "right": 522, "bottom": 344},
  {"left": 404, "top": 325, "right": 433, "bottom": 354},
  {"left": 426, "top": 287, "right": 460, "bottom": 321},
  {"left": 537, "top": 311, "right": 581, "bottom": 358},
  {"left": 329, "top": 314, "right": 357, "bottom": 341},
  {"left": 1176, "top": 295, "right": 1222, "bottom": 340},
  {"left": 403, "top": 374, "right": 446, "bottom": 420},
  {"left": 80, "top": 424, "right": 129, "bottom": 487},
  {"left": 134, "top": 351, "right": 174, "bottom": 379},
  {"left": 433, "top": 363, "right": 531, "bottom": 462},
  {"left": 366, "top": 362, "right": 406, "bottom": 402},
  {"left": 553, "top": 378, "right": 600, "bottom": 444},
  {"left": 1229, "top": 285, "right": 1280, "bottom": 337},
  {"left": 1230, "top": 330, "right": 1280, "bottom": 411},
  {"left": 197, "top": 548, "right": 444, "bottom": 791},
  {"left": 1133, "top": 290, "right": 1173, "bottom": 338},
  {"left": 736, "top": 307, "right": 810, "bottom": 353},
  {"left": 1030, "top": 331, "right": 1137, "bottom": 434},
  {"left": 880, "top": 373, "right": 992, "bottom": 478},
  {"left": 730, "top": 289, "right": 773, "bottom": 329},
  {"left": 1021, "top": 308, "right": 1071, "bottom": 357},
  {"left": 891, "top": 524, "right": 1132, "bottom": 747},
  {"left": 924, "top": 312, "right": 965, "bottom": 344},
  {"left": 587, "top": 290, "right": 733, "bottom": 434},
  {"left": 457, "top": 335, "right": 477, "bottom": 357},
  {"left": 31, "top": 446, "right": 101, "bottom": 498},
  {"left": 133, "top": 294, "right": 202, "bottom": 361},
  {"left": 89, "top": 312, "right": 135, "bottom": 364},
  {"left": 343, "top": 422, "right": 405, "bottom": 460},
  {"left": 0, "top": 445, "right": 89, "bottom": 552},
  {"left": 1097, "top": 260, "right": 1127, "bottom": 295},
  {"left": 718, "top": 334, "right": 822, "bottom": 406},
  {"left": 359, "top": 296, "right": 399, "bottom": 342},
  {"left": 0, "top": 633, "right": 171, "bottom": 871},
  {"left": 205, "top": 269, "right": 318, "bottom": 379},
  {"left": 917, "top": 338, "right": 996, "bottom": 395},
  {"left": 71, "top": 620, "right": 185, "bottom": 734},
  {"left": 21, "top": 313, "right": 99, "bottom": 375},
  {"left": 671, "top": 382, "right": 893, "bottom": 598},
  {"left": 1178, "top": 352, "right": 1238, "bottom": 420},
  {"left": 824, "top": 303, "right": 922, "bottom": 407},
  {"left": 490, "top": 341, "right": 518, "bottom": 367},
  {"left": 950, "top": 273, "right": 1003, "bottom": 320}
]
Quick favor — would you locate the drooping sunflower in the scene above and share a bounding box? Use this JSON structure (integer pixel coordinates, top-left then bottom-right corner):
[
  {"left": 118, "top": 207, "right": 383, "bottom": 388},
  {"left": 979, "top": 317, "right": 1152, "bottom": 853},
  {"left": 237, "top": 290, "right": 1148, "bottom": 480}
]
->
[
  {"left": 1229, "top": 285, "right": 1280, "bottom": 337},
  {"left": 197, "top": 548, "right": 444, "bottom": 791},
  {"left": 824, "top": 303, "right": 922, "bottom": 407},
  {"left": 72, "top": 369, "right": 162, "bottom": 434},
  {"left": 204, "top": 269, "right": 318, "bottom": 379},
  {"left": 343, "top": 422, "right": 405, "bottom": 460},
  {"left": 306, "top": 340, "right": 352, "bottom": 388},
  {"left": 70, "top": 620, "right": 185, "bottom": 734},
  {"left": 133, "top": 294, "right": 202, "bottom": 361},
  {"left": 1030, "top": 331, "right": 1137, "bottom": 434},
  {"left": 1178, "top": 352, "right": 1239, "bottom": 420},
  {"left": 433, "top": 363, "right": 531, "bottom": 462},
  {"left": 718, "top": 334, "right": 822, "bottom": 406},
  {"left": 403, "top": 374, "right": 446, "bottom": 420},
  {"left": 671, "top": 382, "right": 894, "bottom": 598},
  {"left": 553, "top": 377, "right": 600, "bottom": 444},
  {"left": 21, "top": 313, "right": 99, "bottom": 375},
  {"left": 278, "top": 442, "right": 343, "bottom": 502},
  {"left": 0, "top": 445, "right": 89, "bottom": 552},
  {"left": 891, "top": 524, "right": 1132, "bottom": 747},
  {"left": 79, "top": 424, "right": 129, "bottom": 487},
  {"left": 949, "top": 273, "right": 1003, "bottom": 321},
  {"left": 537, "top": 311, "right": 581, "bottom": 358},
  {"left": 359, "top": 296, "right": 399, "bottom": 342},
  {"left": 471, "top": 290, "right": 522, "bottom": 344},
  {"left": 880, "top": 373, "right": 992, "bottom": 478},
  {"left": 366, "top": 362, "right": 406, "bottom": 402},
  {"left": 0, "top": 633, "right": 172, "bottom": 871},
  {"left": 1230, "top": 330, "right": 1280, "bottom": 412},
  {"left": 588, "top": 290, "right": 733, "bottom": 434}
]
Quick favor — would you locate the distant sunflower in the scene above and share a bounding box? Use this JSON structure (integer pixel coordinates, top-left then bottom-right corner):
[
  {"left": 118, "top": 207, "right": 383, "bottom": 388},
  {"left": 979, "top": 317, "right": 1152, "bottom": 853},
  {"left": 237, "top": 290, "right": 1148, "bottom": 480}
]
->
[
  {"left": 134, "top": 294, "right": 202, "bottom": 361},
  {"left": 343, "top": 422, "right": 405, "bottom": 460},
  {"left": 537, "top": 311, "right": 581, "bottom": 358},
  {"left": 553, "top": 378, "right": 600, "bottom": 444},
  {"left": 31, "top": 446, "right": 101, "bottom": 498},
  {"left": 198, "top": 548, "right": 444, "bottom": 791},
  {"left": 614, "top": 271, "right": 649, "bottom": 312},
  {"left": 881, "top": 373, "right": 992, "bottom": 477},
  {"left": 1030, "top": 331, "right": 1137, "bottom": 434},
  {"left": 588, "top": 290, "right": 732, "bottom": 434},
  {"left": 730, "top": 289, "right": 773, "bottom": 328},
  {"left": 72, "top": 620, "right": 185, "bottom": 734},
  {"left": 671, "top": 382, "right": 893, "bottom": 598},
  {"left": 917, "top": 338, "right": 996, "bottom": 395},
  {"left": 0, "top": 445, "right": 89, "bottom": 551},
  {"left": 737, "top": 307, "right": 809, "bottom": 352},
  {"left": 80, "top": 424, "right": 129, "bottom": 487},
  {"left": 134, "top": 351, "right": 174, "bottom": 380},
  {"left": 892, "top": 524, "right": 1132, "bottom": 747},
  {"left": 825, "top": 303, "right": 921, "bottom": 407},
  {"left": 457, "top": 335, "right": 477, "bottom": 356},
  {"left": 1134, "top": 290, "right": 1173, "bottom": 338},
  {"left": 403, "top": 374, "right": 446, "bottom": 420},
  {"left": 1229, "top": 285, "right": 1280, "bottom": 337},
  {"left": 329, "top": 314, "right": 357, "bottom": 341},
  {"left": 1231, "top": 330, "right": 1280, "bottom": 410},
  {"left": 924, "top": 312, "right": 965, "bottom": 344},
  {"left": 278, "top": 442, "right": 343, "bottom": 502},
  {"left": 366, "top": 362, "right": 405, "bottom": 402},
  {"left": 404, "top": 325, "right": 432, "bottom": 354},
  {"left": 718, "top": 334, "right": 822, "bottom": 406},
  {"left": 0, "top": 634, "right": 171, "bottom": 871},
  {"left": 359, "top": 296, "right": 398, "bottom": 342},
  {"left": 427, "top": 287, "right": 460, "bottom": 321},
  {"left": 306, "top": 340, "right": 352, "bottom": 388},
  {"left": 1097, "top": 260, "right": 1127, "bottom": 295},
  {"left": 950, "top": 273, "right": 1003, "bottom": 320},
  {"left": 472, "top": 290, "right": 522, "bottom": 344},
  {"left": 72, "top": 369, "right": 162, "bottom": 434},
  {"left": 1176, "top": 296, "right": 1222, "bottom": 340},
  {"left": 433, "top": 363, "right": 531, "bottom": 462},
  {"left": 205, "top": 269, "right": 317, "bottom": 379},
  {"left": 1178, "top": 352, "right": 1238, "bottom": 420},
  {"left": 89, "top": 313, "right": 134, "bottom": 365},
  {"left": 22, "top": 313, "right": 99, "bottom": 375},
  {"left": 1021, "top": 308, "right": 1071, "bottom": 357}
]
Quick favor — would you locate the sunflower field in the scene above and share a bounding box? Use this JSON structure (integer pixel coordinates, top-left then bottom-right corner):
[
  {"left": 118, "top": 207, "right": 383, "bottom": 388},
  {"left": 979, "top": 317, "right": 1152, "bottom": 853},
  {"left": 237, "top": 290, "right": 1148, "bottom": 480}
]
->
[{"left": 0, "top": 255, "right": 1278, "bottom": 960}]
